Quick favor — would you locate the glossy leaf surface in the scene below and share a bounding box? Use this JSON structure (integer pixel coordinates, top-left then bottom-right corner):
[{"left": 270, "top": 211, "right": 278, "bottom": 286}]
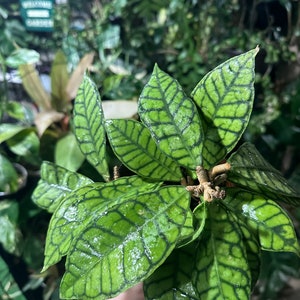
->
[
  {"left": 236, "top": 219, "right": 261, "bottom": 288},
  {"left": 138, "top": 64, "right": 204, "bottom": 169},
  {"left": 32, "top": 161, "right": 93, "bottom": 213},
  {"left": 73, "top": 75, "right": 110, "bottom": 181},
  {"left": 224, "top": 188, "right": 300, "bottom": 255},
  {"left": 228, "top": 142, "right": 300, "bottom": 205},
  {"left": 60, "top": 186, "right": 191, "bottom": 299},
  {"left": 105, "top": 119, "right": 182, "bottom": 181},
  {"left": 191, "top": 47, "right": 258, "bottom": 168},
  {"left": 144, "top": 244, "right": 198, "bottom": 299},
  {"left": 192, "top": 203, "right": 251, "bottom": 299},
  {"left": 43, "top": 176, "right": 161, "bottom": 270}
]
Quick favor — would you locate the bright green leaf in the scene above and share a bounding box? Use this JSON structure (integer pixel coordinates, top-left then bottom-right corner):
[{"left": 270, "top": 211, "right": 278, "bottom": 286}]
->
[
  {"left": 32, "top": 161, "right": 93, "bottom": 213},
  {"left": 55, "top": 132, "right": 85, "bottom": 172},
  {"left": 105, "top": 119, "right": 182, "bottom": 181},
  {"left": 144, "top": 244, "right": 198, "bottom": 300},
  {"left": 6, "top": 48, "right": 40, "bottom": 68},
  {"left": 73, "top": 74, "right": 110, "bottom": 181},
  {"left": 138, "top": 64, "right": 204, "bottom": 169},
  {"left": 177, "top": 201, "right": 207, "bottom": 248},
  {"left": 60, "top": 186, "right": 190, "bottom": 299},
  {"left": 192, "top": 203, "right": 251, "bottom": 300},
  {"left": 191, "top": 47, "right": 258, "bottom": 168},
  {"left": 224, "top": 188, "right": 300, "bottom": 256},
  {"left": 43, "top": 176, "right": 161, "bottom": 271},
  {"left": 228, "top": 142, "right": 300, "bottom": 205},
  {"left": 0, "top": 123, "right": 26, "bottom": 144}
]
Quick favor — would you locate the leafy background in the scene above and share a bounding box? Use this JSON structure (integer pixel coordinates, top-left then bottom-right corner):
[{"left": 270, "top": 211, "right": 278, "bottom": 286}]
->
[{"left": 1, "top": 0, "right": 300, "bottom": 299}]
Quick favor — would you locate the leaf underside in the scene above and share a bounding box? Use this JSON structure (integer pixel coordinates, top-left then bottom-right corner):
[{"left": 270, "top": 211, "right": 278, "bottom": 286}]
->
[
  {"left": 228, "top": 142, "right": 300, "bottom": 206},
  {"left": 191, "top": 47, "right": 258, "bottom": 168}
]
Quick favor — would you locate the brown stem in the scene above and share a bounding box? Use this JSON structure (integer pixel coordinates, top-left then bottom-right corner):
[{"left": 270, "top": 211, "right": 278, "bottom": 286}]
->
[
  {"left": 209, "top": 162, "right": 231, "bottom": 181},
  {"left": 113, "top": 165, "right": 120, "bottom": 180},
  {"left": 185, "top": 165, "right": 227, "bottom": 202}
]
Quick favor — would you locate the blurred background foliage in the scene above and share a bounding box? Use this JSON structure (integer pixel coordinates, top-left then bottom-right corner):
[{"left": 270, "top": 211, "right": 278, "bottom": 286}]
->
[{"left": 1, "top": 0, "right": 300, "bottom": 299}]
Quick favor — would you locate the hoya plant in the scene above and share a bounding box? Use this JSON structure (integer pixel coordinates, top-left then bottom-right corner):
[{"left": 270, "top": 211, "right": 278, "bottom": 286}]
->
[{"left": 32, "top": 47, "right": 300, "bottom": 299}]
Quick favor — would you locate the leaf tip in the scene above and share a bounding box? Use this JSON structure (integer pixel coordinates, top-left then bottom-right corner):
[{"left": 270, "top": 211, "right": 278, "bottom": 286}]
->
[
  {"left": 41, "top": 265, "right": 49, "bottom": 273},
  {"left": 153, "top": 63, "right": 161, "bottom": 73}
]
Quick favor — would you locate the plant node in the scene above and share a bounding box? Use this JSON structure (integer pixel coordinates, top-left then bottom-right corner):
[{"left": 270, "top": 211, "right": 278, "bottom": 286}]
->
[{"left": 185, "top": 164, "right": 230, "bottom": 202}]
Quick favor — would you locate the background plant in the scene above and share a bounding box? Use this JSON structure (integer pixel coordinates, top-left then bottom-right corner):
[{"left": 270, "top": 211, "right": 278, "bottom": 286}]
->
[{"left": 1, "top": 1, "right": 300, "bottom": 299}]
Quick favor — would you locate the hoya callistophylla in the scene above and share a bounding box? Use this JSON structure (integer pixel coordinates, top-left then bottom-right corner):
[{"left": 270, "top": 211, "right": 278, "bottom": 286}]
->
[{"left": 32, "top": 47, "right": 300, "bottom": 300}]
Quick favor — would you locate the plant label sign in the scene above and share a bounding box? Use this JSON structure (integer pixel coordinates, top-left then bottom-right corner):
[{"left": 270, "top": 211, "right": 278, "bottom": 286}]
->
[{"left": 20, "top": 0, "right": 54, "bottom": 32}]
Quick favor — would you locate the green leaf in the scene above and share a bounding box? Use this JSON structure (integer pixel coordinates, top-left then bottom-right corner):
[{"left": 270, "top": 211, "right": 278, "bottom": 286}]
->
[
  {"left": 0, "top": 215, "right": 21, "bottom": 255},
  {"left": 51, "top": 50, "right": 69, "bottom": 111},
  {"left": 192, "top": 203, "right": 251, "bottom": 300},
  {"left": 191, "top": 47, "right": 258, "bottom": 168},
  {"left": 144, "top": 244, "right": 198, "bottom": 300},
  {"left": 60, "top": 186, "right": 190, "bottom": 299},
  {"left": 138, "top": 64, "right": 204, "bottom": 169},
  {"left": 6, "top": 48, "right": 40, "bottom": 68},
  {"left": 6, "top": 101, "right": 36, "bottom": 123},
  {"left": 105, "top": 119, "right": 182, "bottom": 181},
  {"left": 19, "top": 64, "right": 52, "bottom": 112},
  {"left": 43, "top": 176, "right": 161, "bottom": 271},
  {"left": 7, "top": 129, "right": 40, "bottom": 165},
  {"left": 73, "top": 74, "right": 110, "bottom": 181},
  {"left": 177, "top": 201, "right": 207, "bottom": 248},
  {"left": 0, "top": 123, "right": 26, "bottom": 144},
  {"left": 55, "top": 133, "right": 85, "bottom": 172},
  {"left": 0, "top": 154, "right": 19, "bottom": 194},
  {"left": 32, "top": 161, "right": 93, "bottom": 213},
  {"left": 0, "top": 255, "right": 26, "bottom": 300},
  {"left": 224, "top": 188, "right": 300, "bottom": 256},
  {"left": 235, "top": 219, "right": 261, "bottom": 288},
  {"left": 0, "top": 201, "right": 22, "bottom": 255},
  {"left": 227, "top": 142, "right": 300, "bottom": 205}
]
